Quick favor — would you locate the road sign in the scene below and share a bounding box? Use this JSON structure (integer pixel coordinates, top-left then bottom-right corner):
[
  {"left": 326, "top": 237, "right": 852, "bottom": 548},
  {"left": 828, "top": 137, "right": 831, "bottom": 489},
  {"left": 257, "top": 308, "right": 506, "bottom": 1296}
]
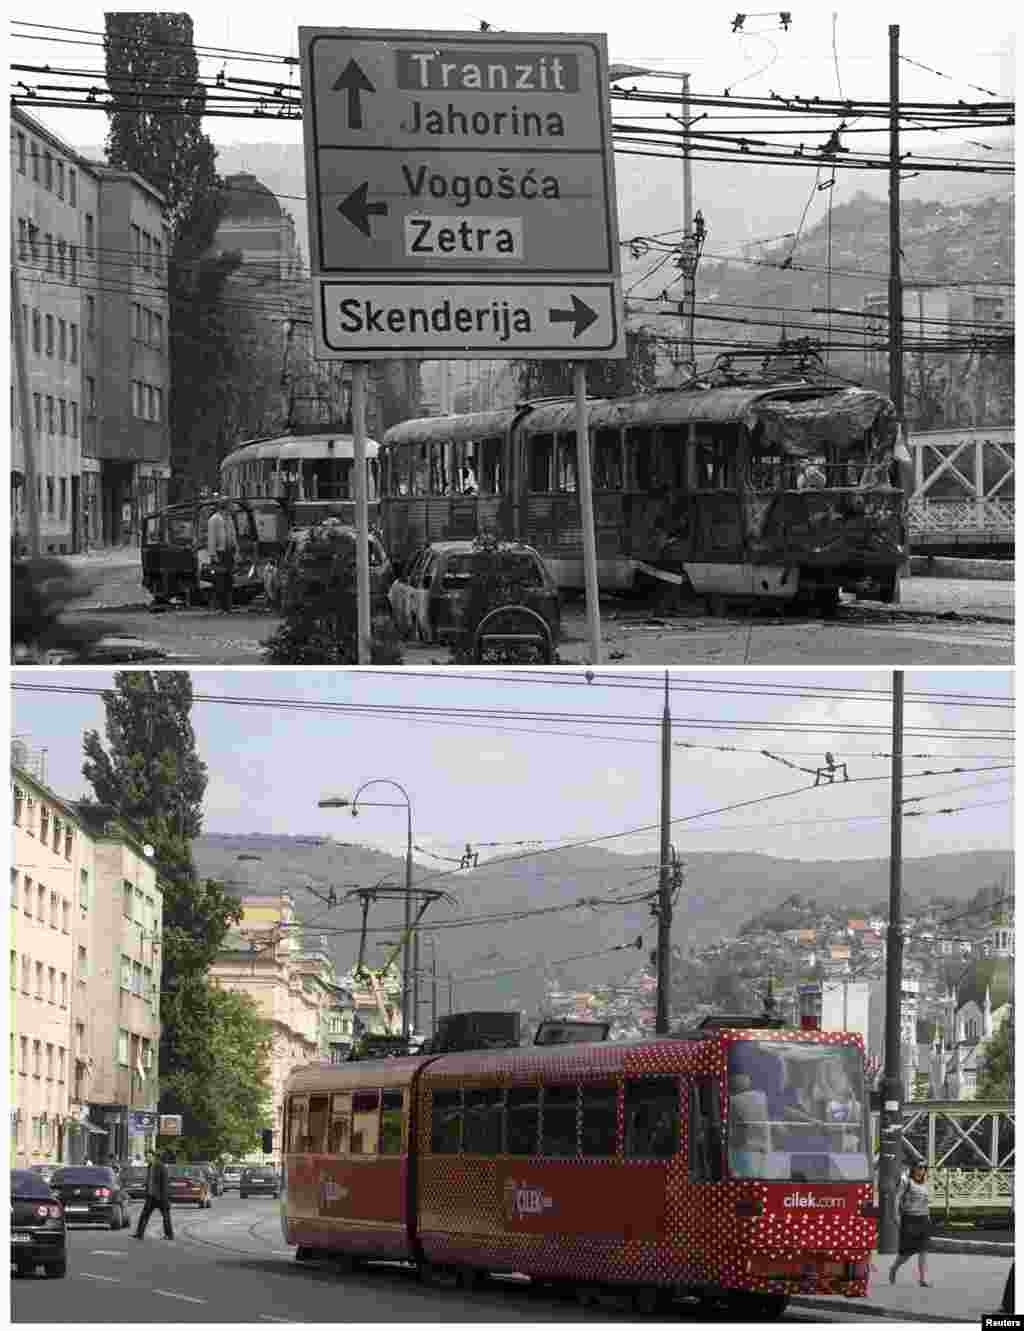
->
[
  {"left": 158, "top": 1114, "right": 182, "bottom": 1137},
  {"left": 300, "top": 27, "right": 623, "bottom": 359}
]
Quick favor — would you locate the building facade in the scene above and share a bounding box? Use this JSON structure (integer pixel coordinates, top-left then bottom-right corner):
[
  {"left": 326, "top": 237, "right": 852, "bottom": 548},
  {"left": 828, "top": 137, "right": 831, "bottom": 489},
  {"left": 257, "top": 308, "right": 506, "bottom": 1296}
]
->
[{"left": 11, "top": 108, "right": 171, "bottom": 554}]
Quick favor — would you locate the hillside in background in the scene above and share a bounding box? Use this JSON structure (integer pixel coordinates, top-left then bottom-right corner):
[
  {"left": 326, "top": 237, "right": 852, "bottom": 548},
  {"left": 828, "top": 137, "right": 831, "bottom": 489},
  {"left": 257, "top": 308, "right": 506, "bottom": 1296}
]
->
[{"left": 194, "top": 834, "right": 1012, "bottom": 1019}]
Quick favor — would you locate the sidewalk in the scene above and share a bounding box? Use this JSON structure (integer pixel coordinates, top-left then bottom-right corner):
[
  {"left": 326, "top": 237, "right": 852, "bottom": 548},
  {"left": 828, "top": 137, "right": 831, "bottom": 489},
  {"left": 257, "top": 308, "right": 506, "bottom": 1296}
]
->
[
  {"left": 795, "top": 1248, "right": 1012, "bottom": 1322},
  {"left": 897, "top": 576, "right": 1014, "bottom": 617}
]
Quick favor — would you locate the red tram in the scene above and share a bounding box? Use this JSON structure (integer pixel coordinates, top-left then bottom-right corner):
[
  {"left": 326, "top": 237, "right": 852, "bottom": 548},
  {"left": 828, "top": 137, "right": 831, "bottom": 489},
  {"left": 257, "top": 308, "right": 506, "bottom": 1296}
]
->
[{"left": 280, "top": 1015, "right": 876, "bottom": 1316}]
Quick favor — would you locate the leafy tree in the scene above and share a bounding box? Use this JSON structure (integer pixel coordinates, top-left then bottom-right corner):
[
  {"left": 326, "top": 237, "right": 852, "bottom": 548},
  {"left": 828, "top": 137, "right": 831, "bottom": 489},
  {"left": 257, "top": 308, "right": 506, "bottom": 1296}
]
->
[
  {"left": 159, "top": 980, "right": 273, "bottom": 1160},
  {"left": 103, "top": 13, "right": 241, "bottom": 497},
  {"left": 515, "top": 326, "right": 660, "bottom": 400},
  {"left": 976, "top": 1018, "right": 1012, "bottom": 1100}
]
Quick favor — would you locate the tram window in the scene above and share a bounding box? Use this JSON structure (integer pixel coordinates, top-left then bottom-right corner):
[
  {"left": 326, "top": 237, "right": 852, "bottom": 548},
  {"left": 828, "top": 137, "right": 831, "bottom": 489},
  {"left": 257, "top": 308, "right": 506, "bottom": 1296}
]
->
[
  {"left": 351, "top": 1088, "right": 381, "bottom": 1155},
  {"left": 689, "top": 1084, "right": 710, "bottom": 1181},
  {"left": 541, "top": 1085, "right": 579, "bottom": 1157},
  {"left": 463, "top": 1088, "right": 503, "bottom": 1154},
  {"left": 624, "top": 1077, "right": 679, "bottom": 1159},
  {"left": 476, "top": 436, "right": 502, "bottom": 495},
  {"left": 287, "top": 1097, "right": 308, "bottom": 1154},
  {"left": 628, "top": 428, "right": 654, "bottom": 489},
  {"left": 659, "top": 427, "right": 688, "bottom": 490},
  {"left": 304, "top": 1094, "right": 330, "bottom": 1153},
  {"left": 529, "top": 435, "right": 554, "bottom": 492},
  {"left": 506, "top": 1086, "right": 540, "bottom": 1155},
  {"left": 580, "top": 1085, "right": 618, "bottom": 1157},
  {"left": 593, "top": 429, "right": 623, "bottom": 490},
  {"left": 411, "top": 446, "right": 430, "bottom": 496},
  {"left": 380, "top": 1090, "right": 404, "bottom": 1155},
  {"left": 328, "top": 1092, "right": 351, "bottom": 1154},
  {"left": 431, "top": 1089, "right": 462, "bottom": 1154},
  {"left": 556, "top": 436, "right": 578, "bottom": 493},
  {"left": 695, "top": 1078, "right": 724, "bottom": 1181}
]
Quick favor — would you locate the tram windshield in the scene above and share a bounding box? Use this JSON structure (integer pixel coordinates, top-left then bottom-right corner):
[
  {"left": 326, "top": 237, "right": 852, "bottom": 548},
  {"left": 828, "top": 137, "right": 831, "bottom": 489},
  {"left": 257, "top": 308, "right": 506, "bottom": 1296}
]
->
[{"left": 727, "top": 1040, "right": 870, "bottom": 1182}]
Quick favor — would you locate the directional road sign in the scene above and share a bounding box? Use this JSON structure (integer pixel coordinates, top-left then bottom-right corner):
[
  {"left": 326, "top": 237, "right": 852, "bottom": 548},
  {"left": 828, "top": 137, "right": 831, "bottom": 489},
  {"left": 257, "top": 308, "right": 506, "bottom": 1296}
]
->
[{"left": 300, "top": 27, "right": 624, "bottom": 359}]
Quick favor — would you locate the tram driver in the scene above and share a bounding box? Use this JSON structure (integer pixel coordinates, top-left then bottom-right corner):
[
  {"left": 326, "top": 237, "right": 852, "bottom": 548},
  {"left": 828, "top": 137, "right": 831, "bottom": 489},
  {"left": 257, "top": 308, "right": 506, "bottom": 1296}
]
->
[{"left": 728, "top": 1072, "right": 771, "bottom": 1178}]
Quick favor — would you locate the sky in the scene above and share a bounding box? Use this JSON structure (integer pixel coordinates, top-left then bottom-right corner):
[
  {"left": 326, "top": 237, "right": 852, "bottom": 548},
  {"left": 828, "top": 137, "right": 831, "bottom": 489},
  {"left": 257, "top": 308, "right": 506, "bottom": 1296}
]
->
[
  {"left": 8, "top": 667, "right": 1015, "bottom": 866},
  {"left": 9, "top": 1, "right": 1015, "bottom": 153}
]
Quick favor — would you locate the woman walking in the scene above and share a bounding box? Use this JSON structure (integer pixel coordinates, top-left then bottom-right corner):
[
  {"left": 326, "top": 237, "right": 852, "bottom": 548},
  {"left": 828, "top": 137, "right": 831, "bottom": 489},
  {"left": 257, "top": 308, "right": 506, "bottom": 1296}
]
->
[{"left": 889, "top": 1163, "right": 932, "bottom": 1287}]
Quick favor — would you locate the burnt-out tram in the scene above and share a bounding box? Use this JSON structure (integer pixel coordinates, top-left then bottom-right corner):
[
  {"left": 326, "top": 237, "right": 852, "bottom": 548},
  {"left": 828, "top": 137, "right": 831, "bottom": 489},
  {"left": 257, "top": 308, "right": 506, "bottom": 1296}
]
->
[
  {"left": 280, "top": 1014, "right": 876, "bottom": 1316},
  {"left": 379, "top": 364, "right": 909, "bottom": 611}
]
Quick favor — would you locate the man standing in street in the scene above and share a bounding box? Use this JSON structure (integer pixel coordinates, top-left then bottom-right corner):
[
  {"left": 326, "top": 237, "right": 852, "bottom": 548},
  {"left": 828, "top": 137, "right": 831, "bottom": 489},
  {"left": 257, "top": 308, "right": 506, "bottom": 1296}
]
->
[
  {"left": 207, "top": 500, "right": 237, "bottom": 613},
  {"left": 134, "top": 1150, "right": 174, "bottom": 1240}
]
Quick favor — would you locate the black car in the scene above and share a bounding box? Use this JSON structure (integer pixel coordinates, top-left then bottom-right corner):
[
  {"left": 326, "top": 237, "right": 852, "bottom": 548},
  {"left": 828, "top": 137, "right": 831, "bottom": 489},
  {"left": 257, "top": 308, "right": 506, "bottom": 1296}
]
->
[
  {"left": 49, "top": 1165, "right": 131, "bottom": 1230},
  {"left": 11, "top": 1169, "right": 67, "bottom": 1278},
  {"left": 239, "top": 1167, "right": 279, "bottom": 1199},
  {"left": 119, "top": 1165, "right": 149, "bottom": 1200}
]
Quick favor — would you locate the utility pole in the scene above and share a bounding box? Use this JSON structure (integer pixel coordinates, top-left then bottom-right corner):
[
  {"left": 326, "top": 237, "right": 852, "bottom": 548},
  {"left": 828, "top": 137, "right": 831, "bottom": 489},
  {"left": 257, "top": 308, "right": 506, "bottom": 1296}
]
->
[
  {"left": 655, "top": 672, "right": 673, "bottom": 1034},
  {"left": 888, "top": 25, "right": 904, "bottom": 422},
  {"left": 878, "top": 670, "right": 905, "bottom": 1253},
  {"left": 412, "top": 910, "right": 420, "bottom": 1037}
]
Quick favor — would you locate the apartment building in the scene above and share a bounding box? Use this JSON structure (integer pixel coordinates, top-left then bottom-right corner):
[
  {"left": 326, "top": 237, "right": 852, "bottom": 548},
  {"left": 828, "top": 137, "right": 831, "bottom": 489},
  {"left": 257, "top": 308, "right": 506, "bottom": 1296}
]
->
[
  {"left": 10, "top": 754, "right": 164, "bottom": 1167},
  {"left": 11, "top": 109, "right": 172, "bottom": 553},
  {"left": 11, "top": 111, "right": 91, "bottom": 554}
]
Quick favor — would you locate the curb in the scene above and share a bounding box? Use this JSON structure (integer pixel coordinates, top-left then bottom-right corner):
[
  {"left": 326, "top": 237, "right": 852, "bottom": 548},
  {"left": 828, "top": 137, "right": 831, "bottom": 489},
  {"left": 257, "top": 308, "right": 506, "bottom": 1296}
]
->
[
  {"left": 790, "top": 1296, "right": 972, "bottom": 1323},
  {"left": 908, "top": 555, "right": 1014, "bottom": 582},
  {"left": 931, "top": 1237, "right": 1015, "bottom": 1258}
]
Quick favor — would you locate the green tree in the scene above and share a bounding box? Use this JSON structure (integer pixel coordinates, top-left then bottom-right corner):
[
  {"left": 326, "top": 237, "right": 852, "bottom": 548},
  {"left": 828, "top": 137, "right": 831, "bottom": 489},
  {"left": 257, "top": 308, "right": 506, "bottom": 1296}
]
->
[
  {"left": 976, "top": 1018, "right": 1012, "bottom": 1100},
  {"left": 160, "top": 980, "right": 273, "bottom": 1160},
  {"left": 103, "top": 12, "right": 242, "bottom": 497}
]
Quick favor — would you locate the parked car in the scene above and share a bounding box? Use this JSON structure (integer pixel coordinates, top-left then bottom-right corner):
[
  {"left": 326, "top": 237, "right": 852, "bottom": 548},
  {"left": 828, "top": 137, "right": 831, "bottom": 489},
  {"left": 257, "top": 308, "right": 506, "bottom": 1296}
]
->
[
  {"left": 389, "top": 539, "right": 560, "bottom": 655},
  {"left": 141, "top": 497, "right": 269, "bottom": 607},
  {"left": 11, "top": 1169, "right": 67, "bottom": 1278},
  {"left": 119, "top": 1165, "right": 150, "bottom": 1200},
  {"left": 191, "top": 1162, "right": 224, "bottom": 1197},
  {"left": 167, "top": 1165, "right": 212, "bottom": 1208},
  {"left": 221, "top": 1165, "right": 243, "bottom": 1192},
  {"left": 266, "top": 521, "right": 393, "bottom": 619},
  {"left": 49, "top": 1165, "right": 131, "bottom": 1230},
  {"left": 239, "top": 1167, "right": 280, "bottom": 1199}
]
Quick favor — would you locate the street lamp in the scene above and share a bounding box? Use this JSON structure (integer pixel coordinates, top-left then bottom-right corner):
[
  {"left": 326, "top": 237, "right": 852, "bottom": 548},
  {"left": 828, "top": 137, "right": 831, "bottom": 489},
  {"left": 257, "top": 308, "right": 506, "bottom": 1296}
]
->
[{"left": 319, "top": 779, "right": 415, "bottom": 1040}]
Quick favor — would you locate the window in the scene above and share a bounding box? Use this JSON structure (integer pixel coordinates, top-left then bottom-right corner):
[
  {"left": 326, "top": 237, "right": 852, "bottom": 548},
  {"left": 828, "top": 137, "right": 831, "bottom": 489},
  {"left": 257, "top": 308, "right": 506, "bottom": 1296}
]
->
[
  {"left": 154, "top": 312, "right": 164, "bottom": 347},
  {"left": 55, "top": 159, "right": 65, "bottom": 198},
  {"left": 28, "top": 222, "right": 39, "bottom": 265},
  {"left": 37, "top": 884, "right": 46, "bottom": 921},
  {"left": 44, "top": 151, "right": 53, "bottom": 190},
  {"left": 10, "top": 951, "right": 16, "bottom": 990},
  {"left": 132, "top": 961, "right": 143, "bottom": 996},
  {"left": 46, "top": 398, "right": 55, "bottom": 436},
  {"left": 287, "top": 1097, "right": 308, "bottom": 1154},
  {"left": 62, "top": 899, "right": 70, "bottom": 933},
  {"left": 86, "top": 377, "right": 96, "bottom": 411},
  {"left": 21, "top": 955, "right": 31, "bottom": 993},
  {"left": 146, "top": 308, "right": 154, "bottom": 343},
  {"left": 430, "top": 1088, "right": 462, "bottom": 1154},
  {"left": 120, "top": 955, "right": 132, "bottom": 990},
  {"left": 64, "top": 827, "right": 73, "bottom": 860},
  {"left": 132, "top": 381, "right": 143, "bottom": 418},
  {"left": 624, "top": 1077, "right": 679, "bottom": 1159},
  {"left": 45, "top": 314, "right": 54, "bottom": 356},
  {"left": 463, "top": 1088, "right": 502, "bottom": 1154},
  {"left": 147, "top": 385, "right": 156, "bottom": 420},
  {"left": 68, "top": 166, "right": 77, "bottom": 205},
  {"left": 118, "top": 1030, "right": 129, "bottom": 1065},
  {"left": 33, "top": 1040, "right": 42, "bottom": 1077},
  {"left": 58, "top": 1047, "right": 66, "bottom": 1083},
  {"left": 35, "top": 960, "right": 44, "bottom": 998},
  {"left": 142, "top": 1040, "right": 153, "bottom": 1071},
  {"left": 17, "top": 131, "right": 26, "bottom": 172},
  {"left": 305, "top": 1094, "right": 329, "bottom": 1152},
  {"left": 48, "top": 967, "right": 56, "bottom": 1002},
  {"left": 23, "top": 876, "right": 33, "bottom": 917},
  {"left": 581, "top": 1084, "right": 618, "bottom": 1157},
  {"left": 541, "top": 1085, "right": 579, "bottom": 1157},
  {"left": 69, "top": 244, "right": 77, "bottom": 284},
  {"left": 18, "top": 219, "right": 28, "bottom": 263},
  {"left": 19, "top": 1036, "right": 28, "bottom": 1074},
  {"left": 13, "top": 786, "right": 24, "bottom": 826},
  {"left": 60, "top": 972, "right": 68, "bottom": 1007},
  {"left": 506, "top": 1086, "right": 540, "bottom": 1156},
  {"left": 10, "top": 868, "right": 17, "bottom": 909},
  {"left": 77, "top": 946, "right": 87, "bottom": 979},
  {"left": 58, "top": 319, "right": 67, "bottom": 361},
  {"left": 70, "top": 402, "right": 79, "bottom": 439},
  {"left": 154, "top": 236, "right": 163, "bottom": 274},
  {"left": 143, "top": 966, "right": 153, "bottom": 1001},
  {"left": 79, "top": 868, "right": 89, "bottom": 910},
  {"left": 46, "top": 1044, "right": 54, "bottom": 1079},
  {"left": 154, "top": 387, "right": 163, "bottom": 422},
  {"left": 326, "top": 1092, "right": 350, "bottom": 1153},
  {"left": 50, "top": 891, "right": 59, "bottom": 928},
  {"left": 123, "top": 882, "right": 134, "bottom": 919},
  {"left": 46, "top": 476, "right": 54, "bottom": 515},
  {"left": 132, "top": 303, "right": 142, "bottom": 339},
  {"left": 131, "top": 224, "right": 142, "bottom": 263},
  {"left": 86, "top": 295, "right": 95, "bottom": 334},
  {"left": 31, "top": 310, "right": 41, "bottom": 354},
  {"left": 85, "top": 213, "right": 95, "bottom": 256},
  {"left": 380, "top": 1090, "right": 404, "bottom": 1155},
  {"left": 350, "top": 1089, "right": 380, "bottom": 1155}
]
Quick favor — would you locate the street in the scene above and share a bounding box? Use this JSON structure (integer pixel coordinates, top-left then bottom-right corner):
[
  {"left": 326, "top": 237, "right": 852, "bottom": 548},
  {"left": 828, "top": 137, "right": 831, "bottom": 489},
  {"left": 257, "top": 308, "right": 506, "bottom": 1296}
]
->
[
  {"left": 10, "top": 1194, "right": 1011, "bottom": 1324},
  {"left": 37, "top": 550, "right": 1015, "bottom": 665}
]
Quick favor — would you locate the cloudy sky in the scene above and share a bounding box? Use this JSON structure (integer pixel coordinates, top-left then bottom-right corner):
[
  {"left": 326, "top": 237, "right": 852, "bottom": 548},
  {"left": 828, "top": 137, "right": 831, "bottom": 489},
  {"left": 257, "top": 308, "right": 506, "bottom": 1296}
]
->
[
  {"left": 10, "top": 2, "right": 1014, "bottom": 153},
  {"left": 10, "top": 668, "right": 1014, "bottom": 866}
]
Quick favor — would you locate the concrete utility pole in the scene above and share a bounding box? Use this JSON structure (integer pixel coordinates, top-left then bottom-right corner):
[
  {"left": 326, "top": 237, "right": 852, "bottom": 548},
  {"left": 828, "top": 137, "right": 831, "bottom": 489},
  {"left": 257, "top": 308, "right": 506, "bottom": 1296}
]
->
[
  {"left": 655, "top": 672, "right": 673, "bottom": 1034},
  {"left": 878, "top": 670, "right": 905, "bottom": 1253},
  {"left": 888, "top": 25, "right": 904, "bottom": 423}
]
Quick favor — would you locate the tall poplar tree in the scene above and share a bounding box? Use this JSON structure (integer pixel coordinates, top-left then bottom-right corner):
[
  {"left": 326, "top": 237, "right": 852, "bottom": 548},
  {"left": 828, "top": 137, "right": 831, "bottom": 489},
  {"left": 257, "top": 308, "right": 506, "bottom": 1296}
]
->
[{"left": 103, "top": 13, "right": 241, "bottom": 496}]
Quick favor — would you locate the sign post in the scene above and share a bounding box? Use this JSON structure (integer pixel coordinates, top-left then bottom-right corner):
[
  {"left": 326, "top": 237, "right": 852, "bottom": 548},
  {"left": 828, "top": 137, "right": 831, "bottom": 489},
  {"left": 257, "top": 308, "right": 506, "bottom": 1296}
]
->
[{"left": 300, "top": 27, "right": 624, "bottom": 652}]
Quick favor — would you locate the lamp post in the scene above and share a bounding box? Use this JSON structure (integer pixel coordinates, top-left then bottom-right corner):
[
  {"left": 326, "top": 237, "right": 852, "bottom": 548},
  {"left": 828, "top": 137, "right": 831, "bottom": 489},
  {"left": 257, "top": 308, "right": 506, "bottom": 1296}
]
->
[{"left": 319, "top": 780, "right": 414, "bottom": 1039}]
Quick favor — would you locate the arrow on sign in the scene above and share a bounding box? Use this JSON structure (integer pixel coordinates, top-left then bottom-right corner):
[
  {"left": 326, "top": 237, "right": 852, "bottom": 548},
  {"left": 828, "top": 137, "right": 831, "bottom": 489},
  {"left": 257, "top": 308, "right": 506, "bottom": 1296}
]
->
[
  {"left": 332, "top": 59, "right": 375, "bottom": 130},
  {"left": 548, "top": 295, "right": 599, "bottom": 338},
  {"left": 337, "top": 182, "right": 389, "bottom": 237}
]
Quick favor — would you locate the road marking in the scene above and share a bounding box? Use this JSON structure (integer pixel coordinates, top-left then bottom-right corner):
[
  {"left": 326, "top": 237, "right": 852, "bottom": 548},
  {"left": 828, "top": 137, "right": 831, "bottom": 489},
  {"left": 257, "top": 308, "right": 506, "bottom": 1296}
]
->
[
  {"left": 259, "top": 1317, "right": 294, "bottom": 1323},
  {"left": 89, "top": 1249, "right": 127, "bottom": 1256},
  {"left": 81, "top": 1272, "right": 121, "bottom": 1282},
  {"left": 154, "top": 1289, "right": 206, "bottom": 1304}
]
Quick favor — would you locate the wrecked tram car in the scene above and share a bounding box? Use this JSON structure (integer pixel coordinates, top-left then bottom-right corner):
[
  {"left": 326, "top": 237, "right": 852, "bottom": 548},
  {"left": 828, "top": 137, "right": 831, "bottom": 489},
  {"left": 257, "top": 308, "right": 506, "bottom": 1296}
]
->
[{"left": 380, "top": 373, "right": 908, "bottom": 611}]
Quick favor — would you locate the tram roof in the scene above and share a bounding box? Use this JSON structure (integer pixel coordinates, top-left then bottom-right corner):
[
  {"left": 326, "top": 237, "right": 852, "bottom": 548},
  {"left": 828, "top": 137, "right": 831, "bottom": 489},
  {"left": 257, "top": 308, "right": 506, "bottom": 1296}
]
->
[
  {"left": 382, "top": 407, "right": 520, "bottom": 448},
  {"left": 221, "top": 433, "right": 379, "bottom": 468}
]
